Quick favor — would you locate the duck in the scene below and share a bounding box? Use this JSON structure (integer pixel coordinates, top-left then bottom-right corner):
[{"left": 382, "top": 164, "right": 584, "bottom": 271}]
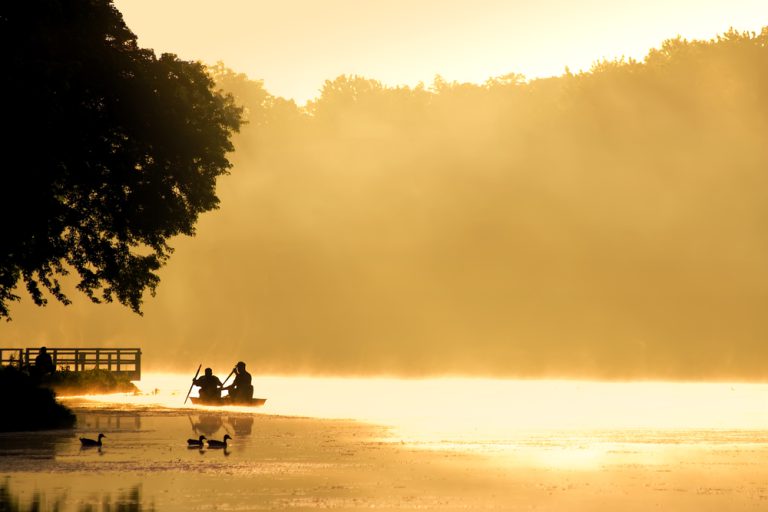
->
[
  {"left": 207, "top": 434, "right": 231, "bottom": 449},
  {"left": 79, "top": 433, "right": 106, "bottom": 447},
  {"left": 187, "top": 435, "right": 206, "bottom": 447}
]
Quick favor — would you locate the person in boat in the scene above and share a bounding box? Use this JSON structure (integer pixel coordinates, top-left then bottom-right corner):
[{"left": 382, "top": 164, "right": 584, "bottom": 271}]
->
[
  {"left": 229, "top": 415, "right": 254, "bottom": 435},
  {"left": 34, "top": 346, "right": 55, "bottom": 376},
  {"left": 223, "top": 361, "right": 253, "bottom": 403},
  {"left": 193, "top": 368, "right": 223, "bottom": 401}
]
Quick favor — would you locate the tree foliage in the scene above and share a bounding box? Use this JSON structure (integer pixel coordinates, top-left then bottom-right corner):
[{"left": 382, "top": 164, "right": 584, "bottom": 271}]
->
[{"left": 0, "top": 0, "right": 242, "bottom": 319}]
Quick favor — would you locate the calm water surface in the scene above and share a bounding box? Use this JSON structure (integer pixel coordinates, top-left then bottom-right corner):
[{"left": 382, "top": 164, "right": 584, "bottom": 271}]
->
[{"left": 2, "top": 375, "right": 768, "bottom": 511}]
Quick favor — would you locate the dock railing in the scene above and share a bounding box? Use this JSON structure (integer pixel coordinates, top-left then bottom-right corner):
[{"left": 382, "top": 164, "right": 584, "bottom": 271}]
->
[{"left": 0, "top": 347, "right": 142, "bottom": 381}]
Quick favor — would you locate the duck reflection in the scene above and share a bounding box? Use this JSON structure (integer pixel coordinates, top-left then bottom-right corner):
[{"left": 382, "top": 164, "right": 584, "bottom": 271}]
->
[{"left": 78, "top": 444, "right": 105, "bottom": 457}]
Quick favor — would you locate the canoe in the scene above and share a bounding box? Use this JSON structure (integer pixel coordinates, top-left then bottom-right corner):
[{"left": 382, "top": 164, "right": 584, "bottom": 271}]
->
[{"left": 190, "top": 397, "right": 267, "bottom": 407}]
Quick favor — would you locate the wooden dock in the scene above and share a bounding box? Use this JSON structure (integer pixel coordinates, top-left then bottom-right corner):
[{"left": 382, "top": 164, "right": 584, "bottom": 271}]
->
[{"left": 0, "top": 347, "right": 142, "bottom": 381}]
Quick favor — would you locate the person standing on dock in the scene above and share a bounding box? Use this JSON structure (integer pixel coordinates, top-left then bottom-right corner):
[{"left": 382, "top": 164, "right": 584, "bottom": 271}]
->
[
  {"left": 193, "top": 368, "right": 223, "bottom": 401},
  {"left": 34, "top": 347, "right": 55, "bottom": 376},
  {"left": 224, "top": 361, "right": 253, "bottom": 403}
]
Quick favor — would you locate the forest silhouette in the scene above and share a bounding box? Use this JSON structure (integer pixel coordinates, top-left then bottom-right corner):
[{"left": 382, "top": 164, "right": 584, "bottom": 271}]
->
[
  {"left": 5, "top": 29, "right": 768, "bottom": 379},
  {"left": 0, "top": 0, "right": 241, "bottom": 320}
]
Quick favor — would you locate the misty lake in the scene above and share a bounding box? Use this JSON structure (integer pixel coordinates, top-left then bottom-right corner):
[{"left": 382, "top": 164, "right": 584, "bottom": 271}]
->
[{"left": 2, "top": 375, "right": 768, "bottom": 510}]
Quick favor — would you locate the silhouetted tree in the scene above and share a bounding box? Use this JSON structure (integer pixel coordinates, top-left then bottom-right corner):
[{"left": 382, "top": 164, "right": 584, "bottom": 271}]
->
[{"left": 0, "top": 0, "right": 242, "bottom": 319}]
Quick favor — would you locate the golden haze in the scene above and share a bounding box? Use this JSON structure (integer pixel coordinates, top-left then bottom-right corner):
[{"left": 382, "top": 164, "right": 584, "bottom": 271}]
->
[
  {"left": 114, "top": 0, "right": 768, "bottom": 103},
  {"left": 3, "top": 30, "right": 768, "bottom": 380}
]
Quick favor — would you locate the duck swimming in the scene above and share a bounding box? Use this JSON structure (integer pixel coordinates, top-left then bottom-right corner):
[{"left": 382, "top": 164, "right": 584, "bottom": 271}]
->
[
  {"left": 79, "top": 433, "right": 106, "bottom": 447},
  {"left": 207, "top": 434, "right": 231, "bottom": 448},
  {"left": 187, "top": 435, "right": 206, "bottom": 447}
]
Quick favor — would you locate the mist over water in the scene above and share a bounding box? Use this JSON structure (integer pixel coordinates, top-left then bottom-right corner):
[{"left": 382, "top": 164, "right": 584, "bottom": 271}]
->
[{"left": 79, "top": 373, "right": 768, "bottom": 441}]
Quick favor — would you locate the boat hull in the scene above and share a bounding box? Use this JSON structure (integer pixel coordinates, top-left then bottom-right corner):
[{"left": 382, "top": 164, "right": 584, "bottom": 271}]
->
[{"left": 190, "top": 397, "right": 267, "bottom": 407}]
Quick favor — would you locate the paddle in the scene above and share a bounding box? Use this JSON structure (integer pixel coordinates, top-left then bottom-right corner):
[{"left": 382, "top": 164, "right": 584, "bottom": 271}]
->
[
  {"left": 184, "top": 364, "right": 202, "bottom": 405},
  {"left": 187, "top": 414, "right": 198, "bottom": 434},
  {"left": 221, "top": 365, "right": 237, "bottom": 388}
]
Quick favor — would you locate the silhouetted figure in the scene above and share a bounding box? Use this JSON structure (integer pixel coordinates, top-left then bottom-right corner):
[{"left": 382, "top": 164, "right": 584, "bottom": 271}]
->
[
  {"left": 193, "top": 368, "right": 223, "bottom": 401},
  {"left": 224, "top": 362, "right": 253, "bottom": 403},
  {"left": 34, "top": 347, "right": 55, "bottom": 376}
]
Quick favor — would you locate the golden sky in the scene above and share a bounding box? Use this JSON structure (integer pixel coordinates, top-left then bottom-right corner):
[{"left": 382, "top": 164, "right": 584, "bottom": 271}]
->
[{"left": 114, "top": 0, "right": 768, "bottom": 102}]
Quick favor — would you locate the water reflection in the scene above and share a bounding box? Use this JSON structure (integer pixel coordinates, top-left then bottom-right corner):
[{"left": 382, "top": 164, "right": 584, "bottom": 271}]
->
[
  {"left": 0, "top": 479, "right": 152, "bottom": 512},
  {"left": 228, "top": 415, "right": 253, "bottom": 436},
  {"left": 78, "top": 445, "right": 103, "bottom": 456},
  {"left": 188, "top": 414, "right": 222, "bottom": 437},
  {"left": 0, "top": 478, "right": 53, "bottom": 512},
  {"left": 82, "top": 485, "right": 153, "bottom": 512},
  {"left": 78, "top": 414, "right": 141, "bottom": 431},
  {"left": 0, "top": 431, "right": 73, "bottom": 461},
  {"left": 187, "top": 414, "right": 254, "bottom": 437}
]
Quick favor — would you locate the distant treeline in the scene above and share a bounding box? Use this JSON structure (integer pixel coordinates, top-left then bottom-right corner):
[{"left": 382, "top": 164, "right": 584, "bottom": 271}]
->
[
  {"left": 188, "top": 29, "right": 768, "bottom": 378},
  {"left": 217, "top": 28, "right": 768, "bottom": 169},
  {"left": 8, "top": 30, "right": 767, "bottom": 379}
]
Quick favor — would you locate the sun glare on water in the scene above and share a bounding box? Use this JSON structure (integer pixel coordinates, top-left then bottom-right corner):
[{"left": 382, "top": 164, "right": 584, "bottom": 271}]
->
[
  {"left": 57, "top": 373, "right": 768, "bottom": 470},
  {"left": 71, "top": 373, "right": 768, "bottom": 435}
]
